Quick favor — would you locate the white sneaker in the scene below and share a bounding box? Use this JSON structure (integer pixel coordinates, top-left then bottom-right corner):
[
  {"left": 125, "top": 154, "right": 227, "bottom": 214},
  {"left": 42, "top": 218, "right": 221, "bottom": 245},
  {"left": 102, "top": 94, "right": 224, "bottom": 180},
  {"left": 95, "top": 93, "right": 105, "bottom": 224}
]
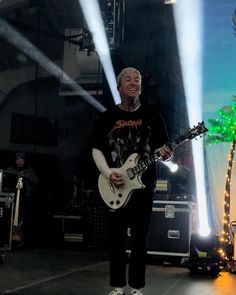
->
[
  {"left": 131, "top": 289, "right": 144, "bottom": 295},
  {"left": 108, "top": 287, "right": 125, "bottom": 295}
]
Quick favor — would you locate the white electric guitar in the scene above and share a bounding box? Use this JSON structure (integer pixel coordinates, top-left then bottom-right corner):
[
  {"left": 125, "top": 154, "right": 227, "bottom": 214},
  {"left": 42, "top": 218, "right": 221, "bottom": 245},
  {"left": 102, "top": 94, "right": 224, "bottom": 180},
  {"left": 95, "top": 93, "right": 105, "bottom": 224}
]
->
[
  {"left": 98, "top": 121, "right": 208, "bottom": 210},
  {"left": 12, "top": 177, "right": 23, "bottom": 244}
]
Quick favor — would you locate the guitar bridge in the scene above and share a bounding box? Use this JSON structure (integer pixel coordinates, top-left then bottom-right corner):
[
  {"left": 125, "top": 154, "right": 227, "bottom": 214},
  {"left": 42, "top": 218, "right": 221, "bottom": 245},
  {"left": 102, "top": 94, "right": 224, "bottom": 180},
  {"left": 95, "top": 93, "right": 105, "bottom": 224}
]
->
[{"left": 127, "top": 168, "right": 135, "bottom": 180}]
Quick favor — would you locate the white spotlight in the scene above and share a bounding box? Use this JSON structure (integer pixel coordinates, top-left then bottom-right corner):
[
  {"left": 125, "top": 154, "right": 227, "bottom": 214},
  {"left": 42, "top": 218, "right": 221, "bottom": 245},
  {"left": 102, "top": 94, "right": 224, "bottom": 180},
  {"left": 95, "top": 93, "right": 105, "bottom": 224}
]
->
[
  {"left": 162, "top": 161, "right": 179, "bottom": 173},
  {"left": 164, "top": 0, "right": 177, "bottom": 4},
  {"left": 170, "top": 163, "right": 179, "bottom": 173}
]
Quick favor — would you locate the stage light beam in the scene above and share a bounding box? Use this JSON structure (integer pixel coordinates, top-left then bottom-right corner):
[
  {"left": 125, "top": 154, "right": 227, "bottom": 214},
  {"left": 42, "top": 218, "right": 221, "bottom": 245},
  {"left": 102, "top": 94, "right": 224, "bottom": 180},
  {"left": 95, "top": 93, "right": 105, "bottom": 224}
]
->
[
  {"left": 173, "top": 0, "right": 210, "bottom": 237},
  {"left": 78, "top": 0, "right": 121, "bottom": 105},
  {"left": 0, "top": 18, "right": 106, "bottom": 112}
]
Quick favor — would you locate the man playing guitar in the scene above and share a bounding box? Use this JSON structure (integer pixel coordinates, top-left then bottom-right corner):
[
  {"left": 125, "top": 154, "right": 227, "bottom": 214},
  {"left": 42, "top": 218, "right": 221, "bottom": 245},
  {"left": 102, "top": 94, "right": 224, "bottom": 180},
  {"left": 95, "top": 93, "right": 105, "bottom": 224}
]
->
[{"left": 91, "top": 67, "right": 173, "bottom": 295}]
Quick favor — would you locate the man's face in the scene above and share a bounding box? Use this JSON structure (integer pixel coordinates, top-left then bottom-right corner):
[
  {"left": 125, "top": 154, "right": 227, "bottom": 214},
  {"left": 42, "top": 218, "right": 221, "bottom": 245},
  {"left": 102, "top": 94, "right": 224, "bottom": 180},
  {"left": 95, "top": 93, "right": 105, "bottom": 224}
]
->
[
  {"left": 119, "top": 70, "right": 141, "bottom": 99},
  {"left": 16, "top": 158, "right": 25, "bottom": 167}
]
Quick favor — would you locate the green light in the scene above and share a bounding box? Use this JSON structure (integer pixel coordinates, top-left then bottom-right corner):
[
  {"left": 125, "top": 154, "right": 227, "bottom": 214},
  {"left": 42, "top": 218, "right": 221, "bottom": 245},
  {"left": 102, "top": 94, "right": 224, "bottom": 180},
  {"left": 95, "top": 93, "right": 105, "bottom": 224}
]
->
[{"left": 207, "top": 102, "right": 236, "bottom": 144}]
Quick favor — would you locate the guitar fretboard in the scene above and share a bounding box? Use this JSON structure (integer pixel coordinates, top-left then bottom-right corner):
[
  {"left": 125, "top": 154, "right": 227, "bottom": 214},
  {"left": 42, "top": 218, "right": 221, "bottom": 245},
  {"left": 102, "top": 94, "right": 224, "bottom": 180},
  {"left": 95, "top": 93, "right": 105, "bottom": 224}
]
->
[{"left": 127, "top": 142, "right": 176, "bottom": 179}]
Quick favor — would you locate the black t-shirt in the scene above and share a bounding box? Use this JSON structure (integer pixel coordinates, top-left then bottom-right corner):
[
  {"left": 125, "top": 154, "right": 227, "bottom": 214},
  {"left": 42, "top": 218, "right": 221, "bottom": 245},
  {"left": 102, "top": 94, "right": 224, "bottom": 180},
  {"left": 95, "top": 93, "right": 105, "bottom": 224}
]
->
[{"left": 91, "top": 104, "right": 170, "bottom": 188}]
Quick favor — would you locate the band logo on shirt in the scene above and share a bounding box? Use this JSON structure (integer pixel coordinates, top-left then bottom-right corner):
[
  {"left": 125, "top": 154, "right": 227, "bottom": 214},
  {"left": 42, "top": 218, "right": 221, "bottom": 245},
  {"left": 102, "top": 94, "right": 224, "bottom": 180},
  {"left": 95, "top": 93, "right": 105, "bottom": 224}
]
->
[{"left": 110, "top": 119, "right": 142, "bottom": 134}]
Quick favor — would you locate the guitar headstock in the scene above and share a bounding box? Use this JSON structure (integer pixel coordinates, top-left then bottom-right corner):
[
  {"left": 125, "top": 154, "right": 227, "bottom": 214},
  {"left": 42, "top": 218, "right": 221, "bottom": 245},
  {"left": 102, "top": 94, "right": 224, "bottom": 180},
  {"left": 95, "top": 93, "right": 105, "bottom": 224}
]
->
[
  {"left": 183, "top": 121, "right": 208, "bottom": 141},
  {"left": 153, "top": 121, "right": 208, "bottom": 161},
  {"left": 16, "top": 177, "right": 23, "bottom": 190}
]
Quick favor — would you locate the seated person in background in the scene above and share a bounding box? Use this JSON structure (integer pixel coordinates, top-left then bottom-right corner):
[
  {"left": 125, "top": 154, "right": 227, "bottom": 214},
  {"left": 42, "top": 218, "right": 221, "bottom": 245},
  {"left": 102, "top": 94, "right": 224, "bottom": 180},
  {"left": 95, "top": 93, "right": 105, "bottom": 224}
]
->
[{"left": 7, "top": 152, "right": 39, "bottom": 248}]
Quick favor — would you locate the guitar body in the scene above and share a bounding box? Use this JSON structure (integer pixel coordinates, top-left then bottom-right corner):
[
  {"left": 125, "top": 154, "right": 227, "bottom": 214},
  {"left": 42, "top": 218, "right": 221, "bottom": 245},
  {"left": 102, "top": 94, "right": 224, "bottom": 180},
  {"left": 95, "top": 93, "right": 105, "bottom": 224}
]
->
[
  {"left": 98, "top": 153, "right": 145, "bottom": 210},
  {"left": 12, "top": 222, "right": 23, "bottom": 243}
]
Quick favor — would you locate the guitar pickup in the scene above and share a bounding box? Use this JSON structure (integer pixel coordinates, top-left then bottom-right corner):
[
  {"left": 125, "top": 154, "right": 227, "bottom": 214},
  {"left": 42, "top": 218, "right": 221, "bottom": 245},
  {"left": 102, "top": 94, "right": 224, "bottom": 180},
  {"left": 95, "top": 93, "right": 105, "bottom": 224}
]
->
[{"left": 127, "top": 168, "right": 135, "bottom": 180}]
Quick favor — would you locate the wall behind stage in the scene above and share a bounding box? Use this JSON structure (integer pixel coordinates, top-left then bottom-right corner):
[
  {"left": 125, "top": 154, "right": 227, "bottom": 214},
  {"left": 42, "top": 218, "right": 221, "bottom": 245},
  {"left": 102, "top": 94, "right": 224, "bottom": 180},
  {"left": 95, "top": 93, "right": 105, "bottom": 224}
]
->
[{"left": 203, "top": 1, "right": 236, "bottom": 232}]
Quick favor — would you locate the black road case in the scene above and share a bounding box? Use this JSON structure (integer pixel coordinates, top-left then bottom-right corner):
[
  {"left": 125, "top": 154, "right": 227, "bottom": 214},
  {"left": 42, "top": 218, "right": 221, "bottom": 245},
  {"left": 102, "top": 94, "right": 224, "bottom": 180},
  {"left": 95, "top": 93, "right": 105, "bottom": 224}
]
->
[
  {"left": 147, "top": 200, "right": 197, "bottom": 257},
  {"left": 0, "top": 193, "right": 15, "bottom": 252}
]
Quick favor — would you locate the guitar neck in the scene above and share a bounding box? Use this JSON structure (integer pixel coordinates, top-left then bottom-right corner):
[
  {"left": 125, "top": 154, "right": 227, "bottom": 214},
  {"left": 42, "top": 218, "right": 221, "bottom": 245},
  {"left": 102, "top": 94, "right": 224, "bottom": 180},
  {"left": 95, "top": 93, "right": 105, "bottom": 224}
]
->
[
  {"left": 13, "top": 189, "right": 20, "bottom": 226},
  {"left": 13, "top": 177, "right": 23, "bottom": 226},
  {"left": 127, "top": 121, "right": 207, "bottom": 179},
  {"left": 130, "top": 154, "right": 156, "bottom": 176},
  {"left": 129, "top": 138, "right": 186, "bottom": 177}
]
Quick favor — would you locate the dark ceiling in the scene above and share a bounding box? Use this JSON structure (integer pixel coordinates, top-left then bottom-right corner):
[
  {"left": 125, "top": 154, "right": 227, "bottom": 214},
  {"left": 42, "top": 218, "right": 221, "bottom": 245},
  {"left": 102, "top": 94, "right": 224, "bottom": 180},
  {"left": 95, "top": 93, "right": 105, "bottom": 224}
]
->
[
  {"left": 0, "top": 0, "right": 176, "bottom": 76},
  {"left": 0, "top": 0, "right": 84, "bottom": 72}
]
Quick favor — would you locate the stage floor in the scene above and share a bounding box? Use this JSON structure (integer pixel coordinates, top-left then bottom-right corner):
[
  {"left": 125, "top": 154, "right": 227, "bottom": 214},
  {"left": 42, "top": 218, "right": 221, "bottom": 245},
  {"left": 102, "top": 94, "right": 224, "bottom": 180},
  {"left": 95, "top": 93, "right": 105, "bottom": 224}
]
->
[{"left": 0, "top": 246, "right": 236, "bottom": 295}]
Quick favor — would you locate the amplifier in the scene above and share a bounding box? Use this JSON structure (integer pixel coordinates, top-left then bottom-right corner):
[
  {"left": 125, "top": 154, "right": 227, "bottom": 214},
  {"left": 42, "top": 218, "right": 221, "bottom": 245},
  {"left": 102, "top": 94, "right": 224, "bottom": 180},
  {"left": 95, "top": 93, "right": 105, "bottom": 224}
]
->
[
  {"left": 0, "top": 193, "right": 15, "bottom": 251},
  {"left": 147, "top": 200, "right": 197, "bottom": 257},
  {"left": 53, "top": 214, "right": 83, "bottom": 245}
]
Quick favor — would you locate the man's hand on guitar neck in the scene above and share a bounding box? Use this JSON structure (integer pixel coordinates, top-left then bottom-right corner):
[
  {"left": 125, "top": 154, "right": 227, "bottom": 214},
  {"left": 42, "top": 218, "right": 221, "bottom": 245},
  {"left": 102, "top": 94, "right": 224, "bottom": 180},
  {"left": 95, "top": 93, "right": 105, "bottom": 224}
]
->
[
  {"left": 109, "top": 171, "right": 125, "bottom": 188},
  {"left": 158, "top": 145, "right": 173, "bottom": 161}
]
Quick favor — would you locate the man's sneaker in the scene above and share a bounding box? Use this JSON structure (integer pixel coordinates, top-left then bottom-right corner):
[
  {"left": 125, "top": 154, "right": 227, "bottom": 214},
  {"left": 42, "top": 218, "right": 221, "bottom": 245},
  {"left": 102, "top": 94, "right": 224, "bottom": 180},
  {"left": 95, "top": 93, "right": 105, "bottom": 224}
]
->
[
  {"left": 131, "top": 289, "right": 144, "bottom": 295},
  {"left": 108, "top": 287, "right": 125, "bottom": 295}
]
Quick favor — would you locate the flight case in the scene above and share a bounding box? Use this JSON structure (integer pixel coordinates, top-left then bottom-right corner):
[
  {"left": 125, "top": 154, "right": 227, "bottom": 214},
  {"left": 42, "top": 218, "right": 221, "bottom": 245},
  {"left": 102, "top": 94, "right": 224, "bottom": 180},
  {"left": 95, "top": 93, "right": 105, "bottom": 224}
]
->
[
  {"left": 147, "top": 200, "right": 197, "bottom": 257},
  {"left": 0, "top": 192, "right": 15, "bottom": 257}
]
